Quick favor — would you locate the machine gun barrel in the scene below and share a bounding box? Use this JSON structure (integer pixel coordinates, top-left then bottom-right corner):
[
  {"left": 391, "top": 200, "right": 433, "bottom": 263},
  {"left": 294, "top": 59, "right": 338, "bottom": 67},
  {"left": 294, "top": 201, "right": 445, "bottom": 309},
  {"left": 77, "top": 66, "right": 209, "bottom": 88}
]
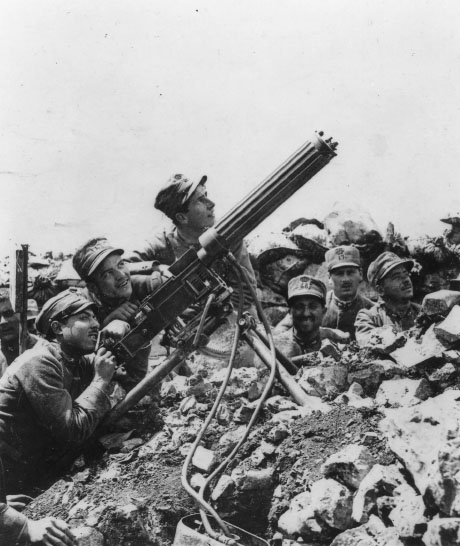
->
[{"left": 198, "top": 131, "right": 337, "bottom": 261}]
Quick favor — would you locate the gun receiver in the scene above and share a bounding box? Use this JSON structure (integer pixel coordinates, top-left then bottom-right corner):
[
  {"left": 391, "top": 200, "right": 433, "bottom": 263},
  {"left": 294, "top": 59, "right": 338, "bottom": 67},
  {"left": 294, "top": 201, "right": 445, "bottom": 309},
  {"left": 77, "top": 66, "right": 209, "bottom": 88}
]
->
[{"left": 108, "top": 132, "right": 338, "bottom": 365}]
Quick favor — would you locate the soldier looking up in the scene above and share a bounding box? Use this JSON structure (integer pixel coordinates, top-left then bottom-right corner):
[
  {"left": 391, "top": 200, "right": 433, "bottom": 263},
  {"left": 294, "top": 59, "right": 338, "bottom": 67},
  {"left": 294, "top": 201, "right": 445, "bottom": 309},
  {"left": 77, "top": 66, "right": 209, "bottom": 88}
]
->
[{"left": 354, "top": 251, "right": 421, "bottom": 346}]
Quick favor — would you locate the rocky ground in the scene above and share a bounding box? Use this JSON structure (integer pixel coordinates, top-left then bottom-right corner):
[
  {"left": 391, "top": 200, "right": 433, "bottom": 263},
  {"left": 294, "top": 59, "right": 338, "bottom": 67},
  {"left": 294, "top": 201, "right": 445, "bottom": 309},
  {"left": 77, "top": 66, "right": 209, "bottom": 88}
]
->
[{"left": 25, "top": 290, "right": 460, "bottom": 546}]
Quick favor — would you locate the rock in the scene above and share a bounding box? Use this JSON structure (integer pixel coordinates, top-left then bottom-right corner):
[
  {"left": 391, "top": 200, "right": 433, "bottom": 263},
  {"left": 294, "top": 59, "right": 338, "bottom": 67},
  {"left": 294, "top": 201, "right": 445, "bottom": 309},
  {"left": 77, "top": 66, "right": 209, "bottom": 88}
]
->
[
  {"left": 352, "top": 464, "right": 406, "bottom": 524},
  {"left": 277, "top": 491, "right": 322, "bottom": 538},
  {"left": 347, "top": 364, "right": 383, "bottom": 396},
  {"left": 180, "top": 395, "right": 197, "bottom": 414},
  {"left": 265, "top": 395, "right": 299, "bottom": 413},
  {"left": 375, "top": 378, "right": 433, "bottom": 408},
  {"left": 320, "top": 339, "right": 341, "bottom": 361},
  {"left": 210, "top": 367, "right": 259, "bottom": 393},
  {"left": 380, "top": 391, "right": 460, "bottom": 515},
  {"left": 231, "top": 466, "right": 274, "bottom": 491},
  {"left": 115, "top": 502, "right": 139, "bottom": 520},
  {"left": 211, "top": 475, "right": 235, "bottom": 501},
  {"left": 120, "top": 438, "right": 144, "bottom": 452},
  {"left": 268, "top": 423, "right": 291, "bottom": 443},
  {"left": 186, "top": 381, "right": 212, "bottom": 398},
  {"left": 218, "top": 426, "right": 246, "bottom": 453},
  {"left": 297, "top": 365, "right": 348, "bottom": 398},
  {"left": 362, "top": 325, "right": 405, "bottom": 354},
  {"left": 378, "top": 359, "right": 408, "bottom": 378},
  {"left": 71, "top": 526, "right": 104, "bottom": 546},
  {"left": 435, "top": 306, "right": 460, "bottom": 344},
  {"left": 444, "top": 350, "right": 460, "bottom": 365},
  {"left": 309, "top": 478, "right": 353, "bottom": 530},
  {"left": 389, "top": 483, "right": 427, "bottom": 538},
  {"left": 190, "top": 473, "right": 206, "bottom": 490},
  {"left": 215, "top": 403, "right": 231, "bottom": 425},
  {"left": 138, "top": 431, "right": 169, "bottom": 457},
  {"left": 421, "top": 290, "right": 460, "bottom": 317},
  {"left": 321, "top": 444, "right": 374, "bottom": 490},
  {"left": 233, "top": 402, "right": 256, "bottom": 423},
  {"left": 334, "top": 383, "right": 375, "bottom": 409},
  {"left": 192, "top": 445, "right": 216, "bottom": 473},
  {"left": 390, "top": 326, "right": 444, "bottom": 369},
  {"left": 362, "top": 432, "right": 381, "bottom": 445},
  {"left": 423, "top": 517, "right": 460, "bottom": 545},
  {"left": 247, "top": 380, "right": 265, "bottom": 401},
  {"left": 331, "top": 515, "right": 403, "bottom": 546},
  {"left": 428, "top": 363, "right": 458, "bottom": 390}
]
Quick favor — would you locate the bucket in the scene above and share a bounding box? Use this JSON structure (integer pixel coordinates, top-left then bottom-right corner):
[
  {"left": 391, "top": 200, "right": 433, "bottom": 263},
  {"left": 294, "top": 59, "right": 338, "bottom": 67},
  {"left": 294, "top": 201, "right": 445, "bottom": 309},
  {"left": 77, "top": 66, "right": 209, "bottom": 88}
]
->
[{"left": 172, "top": 514, "right": 269, "bottom": 546}]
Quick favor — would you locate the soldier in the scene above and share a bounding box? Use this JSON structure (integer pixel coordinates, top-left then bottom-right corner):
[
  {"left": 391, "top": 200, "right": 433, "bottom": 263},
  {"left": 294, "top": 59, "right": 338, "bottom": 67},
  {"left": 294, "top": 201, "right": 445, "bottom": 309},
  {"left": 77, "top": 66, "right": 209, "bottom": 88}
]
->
[
  {"left": 322, "top": 246, "right": 373, "bottom": 339},
  {"left": 355, "top": 251, "right": 421, "bottom": 346},
  {"left": 273, "top": 275, "right": 332, "bottom": 357},
  {"left": 127, "top": 173, "right": 257, "bottom": 311},
  {"left": 0, "top": 289, "right": 116, "bottom": 495},
  {"left": 0, "top": 291, "right": 37, "bottom": 376},
  {"left": 72, "top": 238, "right": 166, "bottom": 391}
]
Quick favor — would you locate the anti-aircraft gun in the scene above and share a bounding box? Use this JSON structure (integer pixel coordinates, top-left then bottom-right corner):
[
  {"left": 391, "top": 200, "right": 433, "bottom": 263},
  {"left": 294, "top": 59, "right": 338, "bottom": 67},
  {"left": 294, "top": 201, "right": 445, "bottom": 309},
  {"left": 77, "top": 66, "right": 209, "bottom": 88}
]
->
[{"left": 104, "top": 131, "right": 337, "bottom": 422}]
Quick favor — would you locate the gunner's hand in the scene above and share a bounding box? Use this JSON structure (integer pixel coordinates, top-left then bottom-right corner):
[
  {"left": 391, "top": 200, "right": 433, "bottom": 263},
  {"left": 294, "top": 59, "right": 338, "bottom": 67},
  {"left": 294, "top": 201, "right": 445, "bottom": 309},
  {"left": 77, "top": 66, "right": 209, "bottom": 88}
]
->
[
  {"left": 94, "top": 347, "right": 117, "bottom": 383},
  {"left": 104, "top": 302, "right": 138, "bottom": 324},
  {"left": 27, "top": 516, "right": 77, "bottom": 545},
  {"left": 101, "top": 320, "right": 131, "bottom": 344}
]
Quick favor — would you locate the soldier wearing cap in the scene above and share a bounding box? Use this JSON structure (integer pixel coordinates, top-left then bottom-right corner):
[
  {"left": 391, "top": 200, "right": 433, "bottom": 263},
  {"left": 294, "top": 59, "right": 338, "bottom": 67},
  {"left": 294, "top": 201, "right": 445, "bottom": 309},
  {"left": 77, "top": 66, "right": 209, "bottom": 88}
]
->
[
  {"left": 126, "top": 173, "right": 257, "bottom": 311},
  {"left": 72, "top": 237, "right": 167, "bottom": 391},
  {"left": 273, "top": 275, "right": 332, "bottom": 357},
  {"left": 0, "top": 289, "right": 117, "bottom": 495},
  {"left": 354, "top": 251, "right": 421, "bottom": 346},
  {"left": 322, "top": 246, "right": 373, "bottom": 339}
]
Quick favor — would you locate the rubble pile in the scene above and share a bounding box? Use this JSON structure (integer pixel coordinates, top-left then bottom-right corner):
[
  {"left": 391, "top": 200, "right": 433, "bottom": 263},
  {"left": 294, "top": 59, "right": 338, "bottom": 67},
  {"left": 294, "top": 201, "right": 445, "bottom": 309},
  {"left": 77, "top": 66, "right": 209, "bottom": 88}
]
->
[{"left": 20, "top": 289, "right": 460, "bottom": 545}]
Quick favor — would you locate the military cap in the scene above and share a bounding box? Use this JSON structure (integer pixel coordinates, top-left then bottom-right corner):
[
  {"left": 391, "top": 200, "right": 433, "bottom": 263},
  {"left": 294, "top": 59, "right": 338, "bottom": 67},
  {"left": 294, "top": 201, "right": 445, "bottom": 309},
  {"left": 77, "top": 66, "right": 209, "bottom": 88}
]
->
[
  {"left": 367, "top": 251, "right": 414, "bottom": 286},
  {"left": 287, "top": 275, "right": 327, "bottom": 304},
  {"left": 36, "top": 288, "right": 97, "bottom": 336},
  {"left": 73, "top": 238, "right": 124, "bottom": 281},
  {"left": 325, "top": 245, "right": 361, "bottom": 272},
  {"left": 154, "top": 173, "right": 207, "bottom": 220}
]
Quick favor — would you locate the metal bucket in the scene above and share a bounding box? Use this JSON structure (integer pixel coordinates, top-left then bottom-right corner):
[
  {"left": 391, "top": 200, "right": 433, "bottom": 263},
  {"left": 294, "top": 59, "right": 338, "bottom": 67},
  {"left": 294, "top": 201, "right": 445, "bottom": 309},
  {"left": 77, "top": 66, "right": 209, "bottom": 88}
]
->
[{"left": 172, "top": 514, "right": 269, "bottom": 546}]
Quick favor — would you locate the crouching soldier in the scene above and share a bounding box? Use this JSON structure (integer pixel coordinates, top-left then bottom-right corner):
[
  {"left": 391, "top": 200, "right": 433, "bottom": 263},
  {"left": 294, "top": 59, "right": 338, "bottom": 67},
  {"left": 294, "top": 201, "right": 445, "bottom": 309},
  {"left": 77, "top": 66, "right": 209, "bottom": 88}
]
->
[
  {"left": 0, "top": 289, "right": 116, "bottom": 495},
  {"left": 73, "top": 238, "right": 166, "bottom": 391},
  {"left": 274, "top": 275, "right": 338, "bottom": 358},
  {"left": 355, "top": 251, "right": 421, "bottom": 346}
]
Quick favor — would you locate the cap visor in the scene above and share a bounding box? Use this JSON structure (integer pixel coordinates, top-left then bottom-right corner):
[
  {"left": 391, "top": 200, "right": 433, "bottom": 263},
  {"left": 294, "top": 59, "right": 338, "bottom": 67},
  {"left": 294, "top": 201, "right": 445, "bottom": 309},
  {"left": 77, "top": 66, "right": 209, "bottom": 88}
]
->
[
  {"left": 184, "top": 175, "right": 207, "bottom": 204},
  {"left": 87, "top": 248, "right": 124, "bottom": 277},
  {"left": 381, "top": 258, "right": 414, "bottom": 280},
  {"left": 288, "top": 292, "right": 325, "bottom": 304},
  {"left": 329, "top": 262, "right": 360, "bottom": 272}
]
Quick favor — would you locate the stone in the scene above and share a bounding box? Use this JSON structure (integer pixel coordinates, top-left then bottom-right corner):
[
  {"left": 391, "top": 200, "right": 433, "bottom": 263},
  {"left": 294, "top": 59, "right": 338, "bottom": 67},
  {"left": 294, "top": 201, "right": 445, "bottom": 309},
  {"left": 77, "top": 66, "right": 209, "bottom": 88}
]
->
[
  {"left": 334, "top": 383, "right": 375, "bottom": 409},
  {"left": 210, "top": 475, "right": 235, "bottom": 501},
  {"left": 362, "top": 325, "right": 405, "bottom": 354},
  {"left": 231, "top": 465, "right": 274, "bottom": 491},
  {"left": 347, "top": 364, "right": 383, "bottom": 396},
  {"left": 233, "top": 402, "right": 256, "bottom": 423},
  {"left": 375, "top": 378, "right": 433, "bottom": 408},
  {"left": 277, "top": 491, "right": 322, "bottom": 538},
  {"left": 421, "top": 290, "right": 460, "bottom": 317},
  {"left": 428, "top": 363, "right": 458, "bottom": 390},
  {"left": 330, "top": 515, "right": 403, "bottom": 546},
  {"left": 297, "top": 365, "right": 348, "bottom": 398},
  {"left": 265, "top": 395, "right": 299, "bottom": 413},
  {"left": 389, "top": 482, "right": 427, "bottom": 538},
  {"left": 321, "top": 444, "right": 374, "bottom": 490},
  {"left": 138, "top": 431, "right": 169, "bottom": 457},
  {"left": 444, "top": 350, "right": 460, "bottom": 365},
  {"left": 120, "top": 438, "right": 144, "bottom": 453},
  {"left": 190, "top": 473, "right": 206, "bottom": 490},
  {"left": 218, "top": 426, "right": 246, "bottom": 453},
  {"left": 423, "top": 517, "right": 460, "bottom": 545},
  {"left": 192, "top": 446, "right": 216, "bottom": 473},
  {"left": 71, "top": 526, "right": 105, "bottom": 546},
  {"left": 380, "top": 391, "right": 460, "bottom": 515},
  {"left": 247, "top": 380, "right": 265, "bottom": 401},
  {"left": 309, "top": 478, "right": 353, "bottom": 530},
  {"left": 390, "top": 326, "right": 444, "bottom": 369},
  {"left": 215, "top": 403, "right": 231, "bottom": 425},
  {"left": 435, "top": 306, "right": 460, "bottom": 344},
  {"left": 180, "top": 395, "right": 197, "bottom": 414},
  {"left": 268, "top": 423, "right": 291, "bottom": 443},
  {"left": 115, "top": 502, "right": 139, "bottom": 520},
  {"left": 352, "top": 464, "right": 406, "bottom": 524},
  {"left": 320, "top": 339, "right": 341, "bottom": 361},
  {"left": 210, "top": 367, "right": 259, "bottom": 392}
]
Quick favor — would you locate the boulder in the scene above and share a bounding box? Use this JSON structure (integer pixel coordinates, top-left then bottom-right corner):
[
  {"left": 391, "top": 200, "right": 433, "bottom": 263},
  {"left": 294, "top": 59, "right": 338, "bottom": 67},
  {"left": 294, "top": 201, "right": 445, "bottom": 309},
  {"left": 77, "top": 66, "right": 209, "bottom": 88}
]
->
[
  {"left": 192, "top": 446, "right": 216, "bottom": 473},
  {"left": 334, "top": 382, "right": 375, "bottom": 409},
  {"left": 331, "top": 515, "right": 403, "bottom": 546},
  {"left": 388, "top": 482, "right": 427, "bottom": 538},
  {"left": 347, "top": 364, "right": 384, "bottom": 396},
  {"left": 380, "top": 390, "right": 460, "bottom": 515},
  {"left": 352, "top": 464, "right": 406, "bottom": 524},
  {"left": 321, "top": 444, "right": 374, "bottom": 490},
  {"left": 211, "top": 475, "right": 235, "bottom": 501},
  {"left": 277, "top": 491, "right": 322, "bottom": 538},
  {"left": 297, "top": 365, "right": 348, "bottom": 398},
  {"left": 390, "top": 326, "right": 445, "bottom": 369},
  {"left": 423, "top": 517, "right": 460, "bottom": 545},
  {"left": 428, "top": 363, "right": 458, "bottom": 390},
  {"left": 435, "top": 306, "right": 460, "bottom": 344},
  {"left": 375, "top": 378, "right": 433, "bottom": 408},
  {"left": 421, "top": 290, "right": 460, "bottom": 317},
  {"left": 309, "top": 478, "right": 353, "bottom": 530}
]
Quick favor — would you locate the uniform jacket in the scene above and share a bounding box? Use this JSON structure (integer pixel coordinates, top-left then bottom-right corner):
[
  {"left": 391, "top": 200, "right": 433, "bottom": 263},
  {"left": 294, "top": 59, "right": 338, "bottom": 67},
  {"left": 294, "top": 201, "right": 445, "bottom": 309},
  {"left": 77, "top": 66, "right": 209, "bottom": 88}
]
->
[
  {"left": 0, "top": 339, "right": 111, "bottom": 494},
  {"left": 127, "top": 226, "right": 257, "bottom": 310},
  {"left": 322, "top": 291, "right": 374, "bottom": 339},
  {"left": 273, "top": 327, "right": 324, "bottom": 358},
  {"left": 354, "top": 300, "right": 421, "bottom": 346}
]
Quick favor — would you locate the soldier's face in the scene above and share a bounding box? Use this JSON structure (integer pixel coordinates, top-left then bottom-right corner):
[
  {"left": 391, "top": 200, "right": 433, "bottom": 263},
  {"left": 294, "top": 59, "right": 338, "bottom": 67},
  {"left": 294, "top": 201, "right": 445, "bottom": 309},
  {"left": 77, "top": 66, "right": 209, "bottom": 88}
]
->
[
  {"left": 0, "top": 298, "right": 20, "bottom": 343},
  {"left": 179, "top": 185, "right": 215, "bottom": 231},
  {"left": 329, "top": 267, "right": 362, "bottom": 300},
  {"left": 290, "top": 295, "right": 325, "bottom": 336},
  {"left": 58, "top": 309, "right": 100, "bottom": 354},
  {"left": 379, "top": 265, "right": 413, "bottom": 301},
  {"left": 93, "top": 254, "right": 132, "bottom": 301}
]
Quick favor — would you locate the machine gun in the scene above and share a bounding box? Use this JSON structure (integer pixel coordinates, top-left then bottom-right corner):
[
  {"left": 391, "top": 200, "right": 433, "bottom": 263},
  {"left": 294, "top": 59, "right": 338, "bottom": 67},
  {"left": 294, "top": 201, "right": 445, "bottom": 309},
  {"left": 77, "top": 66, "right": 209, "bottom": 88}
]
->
[{"left": 104, "top": 131, "right": 337, "bottom": 423}]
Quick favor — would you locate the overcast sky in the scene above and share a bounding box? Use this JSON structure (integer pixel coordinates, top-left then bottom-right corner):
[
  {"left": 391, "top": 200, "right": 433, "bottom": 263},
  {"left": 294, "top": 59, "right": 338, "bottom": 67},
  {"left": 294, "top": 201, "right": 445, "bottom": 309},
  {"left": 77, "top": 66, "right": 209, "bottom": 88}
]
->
[{"left": 2, "top": 0, "right": 460, "bottom": 258}]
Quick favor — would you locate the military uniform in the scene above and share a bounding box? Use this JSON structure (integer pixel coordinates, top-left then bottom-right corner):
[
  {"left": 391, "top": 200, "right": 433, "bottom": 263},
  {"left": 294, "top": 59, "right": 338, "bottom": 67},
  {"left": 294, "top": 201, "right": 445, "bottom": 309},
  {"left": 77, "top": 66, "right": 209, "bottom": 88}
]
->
[
  {"left": 273, "top": 327, "right": 323, "bottom": 358},
  {"left": 322, "top": 291, "right": 373, "bottom": 339},
  {"left": 354, "top": 300, "right": 421, "bottom": 346},
  {"left": 0, "top": 339, "right": 111, "bottom": 495}
]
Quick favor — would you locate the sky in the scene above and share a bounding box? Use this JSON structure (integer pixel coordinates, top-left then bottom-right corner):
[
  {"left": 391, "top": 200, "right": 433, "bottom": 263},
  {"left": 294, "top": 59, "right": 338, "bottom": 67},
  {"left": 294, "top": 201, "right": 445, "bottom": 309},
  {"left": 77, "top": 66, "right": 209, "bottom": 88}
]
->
[{"left": 2, "top": 0, "right": 460, "bottom": 259}]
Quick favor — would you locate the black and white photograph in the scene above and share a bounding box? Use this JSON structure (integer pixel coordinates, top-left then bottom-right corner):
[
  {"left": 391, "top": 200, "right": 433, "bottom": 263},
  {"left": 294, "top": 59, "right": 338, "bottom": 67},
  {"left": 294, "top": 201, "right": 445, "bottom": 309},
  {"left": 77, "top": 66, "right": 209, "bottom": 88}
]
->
[{"left": 1, "top": 2, "right": 460, "bottom": 545}]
